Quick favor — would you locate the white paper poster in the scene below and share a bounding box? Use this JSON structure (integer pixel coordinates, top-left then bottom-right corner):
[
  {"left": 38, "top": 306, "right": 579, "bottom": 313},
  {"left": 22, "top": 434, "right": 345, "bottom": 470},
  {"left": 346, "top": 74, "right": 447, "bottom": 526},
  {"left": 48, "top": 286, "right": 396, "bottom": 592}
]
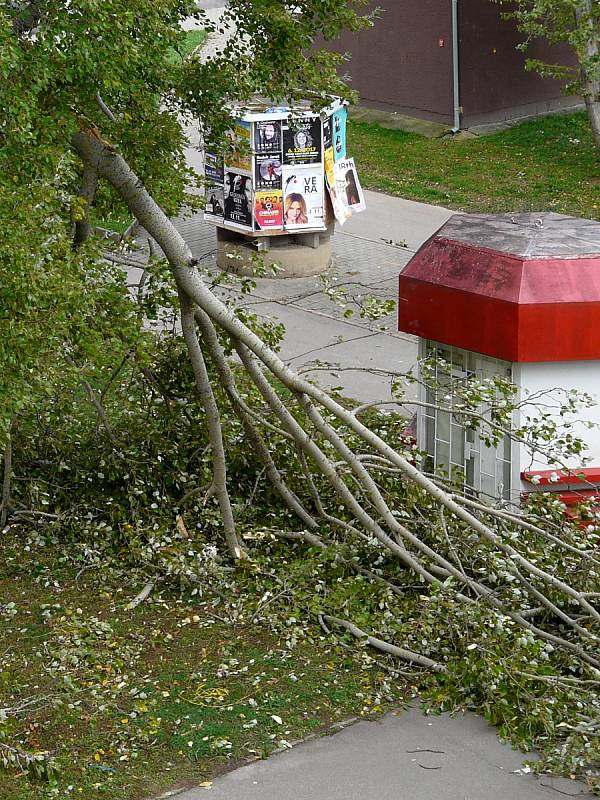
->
[
  {"left": 282, "top": 166, "right": 324, "bottom": 229},
  {"left": 333, "top": 157, "right": 366, "bottom": 216}
]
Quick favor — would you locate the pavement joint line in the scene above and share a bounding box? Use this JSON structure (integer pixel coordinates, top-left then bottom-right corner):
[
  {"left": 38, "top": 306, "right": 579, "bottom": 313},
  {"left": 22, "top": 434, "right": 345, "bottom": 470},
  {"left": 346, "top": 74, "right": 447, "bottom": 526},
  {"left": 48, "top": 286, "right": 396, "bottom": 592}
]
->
[
  {"left": 240, "top": 296, "right": 415, "bottom": 343},
  {"left": 241, "top": 297, "right": 414, "bottom": 344},
  {"left": 336, "top": 229, "right": 419, "bottom": 255},
  {"left": 285, "top": 330, "right": 387, "bottom": 363}
]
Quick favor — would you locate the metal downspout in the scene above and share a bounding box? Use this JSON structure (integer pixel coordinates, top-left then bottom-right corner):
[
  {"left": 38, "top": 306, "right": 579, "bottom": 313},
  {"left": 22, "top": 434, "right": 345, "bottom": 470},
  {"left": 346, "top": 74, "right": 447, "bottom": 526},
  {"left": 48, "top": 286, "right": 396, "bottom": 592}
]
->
[{"left": 451, "top": 0, "right": 461, "bottom": 132}]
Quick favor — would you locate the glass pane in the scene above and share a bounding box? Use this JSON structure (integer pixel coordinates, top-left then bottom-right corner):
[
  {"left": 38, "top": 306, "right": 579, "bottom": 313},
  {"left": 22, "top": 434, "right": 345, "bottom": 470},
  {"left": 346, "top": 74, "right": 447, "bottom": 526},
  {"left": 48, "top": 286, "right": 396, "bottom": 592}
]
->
[
  {"left": 503, "top": 459, "right": 512, "bottom": 500},
  {"left": 426, "top": 417, "right": 435, "bottom": 457},
  {"left": 466, "top": 456, "right": 475, "bottom": 489},
  {"left": 437, "top": 410, "right": 450, "bottom": 443},
  {"left": 436, "top": 441, "right": 450, "bottom": 473},
  {"left": 451, "top": 424, "right": 465, "bottom": 466},
  {"left": 481, "top": 472, "right": 496, "bottom": 497}
]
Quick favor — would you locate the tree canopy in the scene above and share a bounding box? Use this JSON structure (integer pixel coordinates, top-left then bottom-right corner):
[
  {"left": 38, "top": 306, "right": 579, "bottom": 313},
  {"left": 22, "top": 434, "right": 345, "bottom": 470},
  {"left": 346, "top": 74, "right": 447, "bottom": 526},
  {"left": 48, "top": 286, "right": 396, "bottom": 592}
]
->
[{"left": 1, "top": 1, "right": 600, "bottom": 791}]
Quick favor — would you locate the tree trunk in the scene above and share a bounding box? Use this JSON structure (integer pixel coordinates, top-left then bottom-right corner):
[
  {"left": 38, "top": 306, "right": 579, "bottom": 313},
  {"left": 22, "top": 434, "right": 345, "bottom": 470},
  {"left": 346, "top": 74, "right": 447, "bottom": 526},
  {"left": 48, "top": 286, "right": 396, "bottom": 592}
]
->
[
  {"left": 576, "top": 1, "right": 600, "bottom": 149},
  {"left": 179, "top": 293, "right": 243, "bottom": 560},
  {"left": 73, "top": 159, "right": 98, "bottom": 247},
  {"left": 0, "top": 422, "right": 14, "bottom": 529}
]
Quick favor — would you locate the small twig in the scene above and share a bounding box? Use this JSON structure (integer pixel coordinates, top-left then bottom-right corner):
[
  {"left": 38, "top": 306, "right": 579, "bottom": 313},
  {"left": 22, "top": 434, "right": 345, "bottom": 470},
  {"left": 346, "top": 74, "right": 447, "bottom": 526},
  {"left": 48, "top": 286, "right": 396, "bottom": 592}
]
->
[
  {"left": 127, "top": 580, "right": 156, "bottom": 610},
  {"left": 322, "top": 614, "right": 446, "bottom": 672},
  {"left": 95, "top": 90, "right": 117, "bottom": 123}
]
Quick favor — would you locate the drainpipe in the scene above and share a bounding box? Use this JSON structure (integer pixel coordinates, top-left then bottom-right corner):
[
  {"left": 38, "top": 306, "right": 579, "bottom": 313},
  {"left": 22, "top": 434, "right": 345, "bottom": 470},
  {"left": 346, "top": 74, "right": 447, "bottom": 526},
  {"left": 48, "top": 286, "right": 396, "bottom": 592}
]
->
[{"left": 451, "top": 0, "right": 461, "bottom": 132}]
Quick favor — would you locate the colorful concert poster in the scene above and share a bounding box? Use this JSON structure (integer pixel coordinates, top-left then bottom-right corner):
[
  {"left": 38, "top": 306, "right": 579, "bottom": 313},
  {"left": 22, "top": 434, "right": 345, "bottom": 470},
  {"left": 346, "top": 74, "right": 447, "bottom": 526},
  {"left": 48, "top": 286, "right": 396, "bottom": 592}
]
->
[
  {"left": 282, "top": 116, "right": 322, "bottom": 166},
  {"left": 224, "top": 170, "right": 253, "bottom": 228},
  {"left": 324, "top": 146, "right": 334, "bottom": 191},
  {"left": 332, "top": 107, "right": 347, "bottom": 162},
  {"left": 254, "top": 154, "right": 282, "bottom": 190},
  {"left": 282, "top": 166, "right": 324, "bottom": 229},
  {"left": 226, "top": 119, "right": 252, "bottom": 172},
  {"left": 333, "top": 157, "right": 366, "bottom": 214},
  {"left": 204, "top": 184, "right": 224, "bottom": 219},
  {"left": 323, "top": 116, "right": 332, "bottom": 150},
  {"left": 254, "top": 120, "right": 282, "bottom": 154},
  {"left": 254, "top": 190, "right": 283, "bottom": 230},
  {"left": 204, "top": 152, "right": 224, "bottom": 184}
]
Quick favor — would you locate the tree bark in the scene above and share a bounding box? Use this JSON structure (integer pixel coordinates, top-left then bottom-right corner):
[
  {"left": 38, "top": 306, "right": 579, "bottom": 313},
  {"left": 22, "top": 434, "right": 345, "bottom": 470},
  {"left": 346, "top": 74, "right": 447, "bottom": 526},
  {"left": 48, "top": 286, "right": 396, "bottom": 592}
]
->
[
  {"left": 0, "top": 424, "right": 14, "bottom": 529},
  {"left": 73, "top": 159, "right": 98, "bottom": 247},
  {"left": 179, "top": 292, "right": 243, "bottom": 560},
  {"left": 576, "top": 1, "right": 600, "bottom": 149}
]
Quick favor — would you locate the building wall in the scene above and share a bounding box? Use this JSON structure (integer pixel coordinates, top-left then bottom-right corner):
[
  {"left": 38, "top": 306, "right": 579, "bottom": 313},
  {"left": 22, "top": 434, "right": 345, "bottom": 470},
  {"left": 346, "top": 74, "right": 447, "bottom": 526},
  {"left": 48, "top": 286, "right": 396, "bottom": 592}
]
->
[
  {"left": 332, "top": 0, "right": 454, "bottom": 124},
  {"left": 459, "top": 0, "right": 578, "bottom": 127},
  {"left": 514, "top": 361, "right": 600, "bottom": 477},
  {"left": 331, "top": 0, "right": 577, "bottom": 127}
]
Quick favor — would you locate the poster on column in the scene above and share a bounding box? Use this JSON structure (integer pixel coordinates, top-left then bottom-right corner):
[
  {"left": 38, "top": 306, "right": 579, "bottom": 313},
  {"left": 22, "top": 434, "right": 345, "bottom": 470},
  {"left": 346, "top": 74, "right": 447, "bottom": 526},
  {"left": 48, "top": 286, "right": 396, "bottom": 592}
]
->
[
  {"left": 323, "top": 115, "right": 332, "bottom": 150},
  {"left": 254, "top": 120, "right": 282, "bottom": 154},
  {"left": 224, "top": 170, "right": 253, "bottom": 229},
  {"left": 333, "top": 157, "right": 366, "bottom": 215},
  {"left": 332, "top": 107, "right": 347, "bottom": 162},
  {"left": 254, "top": 154, "right": 282, "bottom": 190},
  {"left": 254, "top": 190, "right": 283, "bottom": 230},
  {"left": 282, "top": 166, "right": 324, "bottom": 229},
  {"left": 226, "top": 119, "right": 252, "bottom": 172},
  {"left": 204, "top": 152, "right": 224, "bottom": 184},
  {"left": 204, "top": 184, "right": 224, "bottom": 220},
  {"left": 282, "top": 116, "right": 322, "bottom": 165}
]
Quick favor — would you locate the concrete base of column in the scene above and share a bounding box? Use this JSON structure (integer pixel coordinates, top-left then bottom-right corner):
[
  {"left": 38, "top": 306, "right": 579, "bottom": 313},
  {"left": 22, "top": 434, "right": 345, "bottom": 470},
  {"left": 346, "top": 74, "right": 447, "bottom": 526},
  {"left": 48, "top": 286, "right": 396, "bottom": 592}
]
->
[{"left": 216, "top": 225, "right": 334, "bottom": 278}]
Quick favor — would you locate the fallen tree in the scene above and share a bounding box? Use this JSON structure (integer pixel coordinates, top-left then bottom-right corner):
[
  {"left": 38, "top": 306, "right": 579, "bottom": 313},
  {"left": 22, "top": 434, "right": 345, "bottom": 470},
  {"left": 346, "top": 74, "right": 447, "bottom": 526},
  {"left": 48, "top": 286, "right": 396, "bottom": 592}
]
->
[{"left": 2, "top": 0, "right": 599, "bottom": 787}]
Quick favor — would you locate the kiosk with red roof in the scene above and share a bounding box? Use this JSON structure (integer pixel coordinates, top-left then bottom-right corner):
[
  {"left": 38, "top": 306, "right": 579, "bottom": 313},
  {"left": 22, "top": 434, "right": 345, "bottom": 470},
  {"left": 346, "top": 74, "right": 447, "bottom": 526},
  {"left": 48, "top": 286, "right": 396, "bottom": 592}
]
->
[{"left": 399, "top": 212, "right": 600, "bottom": 506}]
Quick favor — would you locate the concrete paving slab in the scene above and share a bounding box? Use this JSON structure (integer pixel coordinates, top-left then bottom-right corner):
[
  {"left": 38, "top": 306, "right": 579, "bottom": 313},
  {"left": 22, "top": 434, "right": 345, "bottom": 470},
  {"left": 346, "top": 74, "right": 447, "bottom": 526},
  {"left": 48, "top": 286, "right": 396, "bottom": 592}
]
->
[
  {"left": 173, "top": 708, "right": 592, "bottom": 800},
  {"left": 234, "top": 299, "right": 417, "bottom": 403},
  {"left": 341, "top": 190, "right": 455, "bottom": 253}
]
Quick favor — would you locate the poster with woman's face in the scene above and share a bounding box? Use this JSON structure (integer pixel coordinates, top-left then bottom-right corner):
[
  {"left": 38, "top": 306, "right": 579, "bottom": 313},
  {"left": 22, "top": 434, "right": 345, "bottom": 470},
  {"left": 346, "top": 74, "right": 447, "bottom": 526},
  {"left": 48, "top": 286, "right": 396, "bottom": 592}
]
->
[
  {"left": 254, "top": 120, "right": 282, "bottom": 154},
  {"left": 204, "top": 184, "right": 224, "bottom": 220},
  {"left": 282, "top": 166, "right": 324, "bottom": 229},
  {"left": 282, "top": 117, "right": 322, "bottom": 165},
  {"left": 333, "top": 158, "right": 366, "bottom": 214}
]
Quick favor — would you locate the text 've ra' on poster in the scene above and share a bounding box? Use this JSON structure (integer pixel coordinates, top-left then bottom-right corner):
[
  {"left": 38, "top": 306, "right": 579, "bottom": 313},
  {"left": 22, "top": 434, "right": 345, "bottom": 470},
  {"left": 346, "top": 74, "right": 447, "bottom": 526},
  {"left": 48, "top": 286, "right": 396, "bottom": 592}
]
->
[
  {"left": 205, "top": 152, "right": 224, "bottom": 184},
  {"left": 254, "top": 190, "right": 283, "bottom": 230},
  {"left": 226, "top": 119, "right": 252, "bottom": 173},
  {"left": 332, "top": 107, "right": 347, "bottom": 163},
  {"left": 205, "top": 184, "right": 224, "bottom": 220},
  {"left": 282, "top": 166, "right": 324, "bottom": 229},
  {"left": 333, "top": 158, "right": 366, "bottom": 215},
  {"left": 254, "top": 154, "right": 282, "bottom": 190},
  {"left": 224, "top": 171, "right": 253, "bottom": 229},
  {"left": 282, "top": 117, "right": 322, "bottom": 166},
  {"left": 254, "top": 120, "right": 282, "bottom": 154}
]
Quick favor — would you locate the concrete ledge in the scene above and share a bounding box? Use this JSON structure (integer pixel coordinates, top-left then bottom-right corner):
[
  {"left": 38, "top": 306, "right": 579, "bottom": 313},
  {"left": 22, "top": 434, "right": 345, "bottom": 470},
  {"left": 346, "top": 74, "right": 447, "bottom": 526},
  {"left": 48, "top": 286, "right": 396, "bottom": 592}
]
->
[
  {"left": 349, "top": 106, "right": 451, "bottom": 138},
  {"left": 216, "top": 225, "right": 334, "bottom": 278}
]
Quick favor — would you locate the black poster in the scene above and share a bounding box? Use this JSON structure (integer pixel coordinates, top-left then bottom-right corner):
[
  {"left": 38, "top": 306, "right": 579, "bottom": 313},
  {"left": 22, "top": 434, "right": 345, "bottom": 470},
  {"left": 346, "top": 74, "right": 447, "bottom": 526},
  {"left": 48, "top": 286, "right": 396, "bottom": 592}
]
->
[
  {"left": 323, "top": 116, "right": 332, "bottom": 150},
  {"left": 254, "top": 120, "right": 282, "bottom": 154},
  {"left": 282, "top": 116, "right": 322, "bottom": 165},
  {"left": 254, "top": 154, "right": 282, "bottom": 190},
  {"left": 224, "top": 171, "right": 253, "bottom": 228}
]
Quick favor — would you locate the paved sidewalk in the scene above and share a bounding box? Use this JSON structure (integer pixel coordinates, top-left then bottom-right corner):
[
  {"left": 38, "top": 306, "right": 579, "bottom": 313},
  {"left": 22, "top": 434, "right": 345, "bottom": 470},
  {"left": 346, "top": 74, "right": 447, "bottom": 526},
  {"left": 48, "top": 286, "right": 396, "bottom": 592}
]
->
[
  {"left": 171, "top": 708, "right": 591, "bottom": 799},
  {"left": 168, "top": 190, "right": 451, "bottom": 403}
]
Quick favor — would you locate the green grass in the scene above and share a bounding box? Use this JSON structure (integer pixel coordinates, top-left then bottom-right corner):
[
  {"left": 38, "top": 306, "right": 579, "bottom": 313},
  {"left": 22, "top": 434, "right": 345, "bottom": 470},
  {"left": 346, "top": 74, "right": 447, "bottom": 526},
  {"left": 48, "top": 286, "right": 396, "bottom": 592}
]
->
[
  {"left": 349, "top": 112, "right": 600, "bottom": 219},
  {"left": 167, "top": 28, "right": 208, "bottom": 64},
  {"left": 0, "top": 533, "right": 408, "bottom": 800}
]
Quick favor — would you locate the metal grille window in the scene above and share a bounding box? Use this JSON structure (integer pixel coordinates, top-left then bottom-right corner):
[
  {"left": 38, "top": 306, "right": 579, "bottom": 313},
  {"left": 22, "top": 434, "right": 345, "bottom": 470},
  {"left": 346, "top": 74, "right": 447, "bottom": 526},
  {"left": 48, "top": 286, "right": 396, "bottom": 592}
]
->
[{"left": 422, "top": 341, "right": 512, "bottom": 500}]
